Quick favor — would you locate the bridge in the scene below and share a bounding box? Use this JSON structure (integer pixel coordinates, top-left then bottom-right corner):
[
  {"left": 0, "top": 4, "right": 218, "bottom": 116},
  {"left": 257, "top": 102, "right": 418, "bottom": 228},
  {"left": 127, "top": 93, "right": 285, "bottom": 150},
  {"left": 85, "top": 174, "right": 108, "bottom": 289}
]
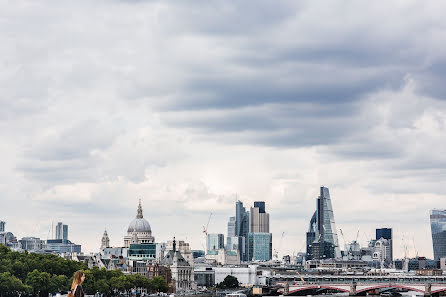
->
[{"left": 272, "top": 275, "right": 446, "bottom": 296}]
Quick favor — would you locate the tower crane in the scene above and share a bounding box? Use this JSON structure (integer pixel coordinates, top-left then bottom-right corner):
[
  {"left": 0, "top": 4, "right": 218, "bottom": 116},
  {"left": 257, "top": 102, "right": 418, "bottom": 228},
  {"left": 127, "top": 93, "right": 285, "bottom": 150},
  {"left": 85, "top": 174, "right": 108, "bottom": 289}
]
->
[
  {"left": 202, "top": 213, "right": 213, "bottom": 253},
  {"left": 273, "top": 232, "right": 285, "bottom": 259}
]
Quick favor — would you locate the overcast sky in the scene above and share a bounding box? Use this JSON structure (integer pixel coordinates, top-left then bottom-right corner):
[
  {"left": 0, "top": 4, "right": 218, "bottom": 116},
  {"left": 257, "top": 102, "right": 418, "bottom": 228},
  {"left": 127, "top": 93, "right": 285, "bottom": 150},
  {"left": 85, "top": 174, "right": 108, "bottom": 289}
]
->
[{"left": 1, "top": 0, "right": 446, "bottom": 258}]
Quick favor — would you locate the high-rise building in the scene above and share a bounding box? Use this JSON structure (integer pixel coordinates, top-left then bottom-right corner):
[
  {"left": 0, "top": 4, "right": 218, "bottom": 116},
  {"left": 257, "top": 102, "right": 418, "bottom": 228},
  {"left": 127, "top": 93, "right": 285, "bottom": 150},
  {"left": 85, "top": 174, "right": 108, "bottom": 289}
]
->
[
  {"left": 207, "top": 234, "right": 224, "bottom": 252},
  {"left": 430, "top": 209, "right": 446, "bottom": 260},
  {"left": 235, "top": 201, "right": 249, "bottom": 261},
  {"left": 254, "top": 201, "right": 265, "bottom": 213},
  {"left": 55, "top": 222, "right": 68, "bottom": 241},
  {"left": 227, "top": 216, "right": 236, "bottom": 237},
  {"left": 250, "top": 202, "right": 269, "bottom": 233},
  {"left": 226, "top": 236, "right": 245, "bottom": 253},
  {"left": 0, "top": 221, "right": 5, "bottom": 232},
  {"left": 306, "top": 186, "right": 341, "bottom": 260},
  {"left": 248, "top": 232, "right": 272, "bottom": 261},
  {"left": 376, "top": 228, "right": 392, "bottom": 261}
]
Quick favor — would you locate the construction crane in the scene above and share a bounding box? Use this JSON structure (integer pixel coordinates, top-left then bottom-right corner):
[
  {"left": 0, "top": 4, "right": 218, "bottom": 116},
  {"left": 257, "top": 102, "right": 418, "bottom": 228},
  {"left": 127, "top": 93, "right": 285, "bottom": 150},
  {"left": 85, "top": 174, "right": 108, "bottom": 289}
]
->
[
  {"left": 273, "top": 232, "right": 285, "bottom": 259},
  {"left": 202, "top": 213, "right": 212, "bottom": 253},
  {"left": 202, "top": 212, "right": 213, "bottom": 236}
]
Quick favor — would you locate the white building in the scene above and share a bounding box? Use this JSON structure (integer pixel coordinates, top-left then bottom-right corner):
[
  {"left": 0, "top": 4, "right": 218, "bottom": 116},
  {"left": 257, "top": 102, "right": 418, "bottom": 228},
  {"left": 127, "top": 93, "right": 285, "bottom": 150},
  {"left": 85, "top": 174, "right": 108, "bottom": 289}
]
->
[
  {"left": 373, "top": 237, "right": 392, "bottom": 267},
  {"left": 166, "top": 239, "right": 193, "bottom": 267},
  {"left": 161, "top": 238, "right": 194, "bottom": 293},
  {"left": 214, "top": 265, "right": 258, "bottom": 285},
  {"left": 124, "top": 200, "right": 155, "bottom": 247}
]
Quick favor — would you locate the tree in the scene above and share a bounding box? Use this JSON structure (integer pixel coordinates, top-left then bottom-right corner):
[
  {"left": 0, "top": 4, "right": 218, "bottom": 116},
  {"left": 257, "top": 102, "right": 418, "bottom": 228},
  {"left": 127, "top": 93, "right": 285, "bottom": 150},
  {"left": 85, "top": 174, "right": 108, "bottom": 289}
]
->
[
  {"left": 49, "top": 275, "right": 69, "bottom": 293},
  {"left": 151, "top": 276, "right": 169, "bottom": 293},
  {"left": 25, "top": 270, "right": 51, "bottom": 297},
  {"left": 217, "top": 275, "right": 239, "bottom": 289},
  {"left": 0, "top": 272, "right": 29, "bottom": 297},
  {"left": 95, "top": 279, "right": 110, "bottom": 296}
]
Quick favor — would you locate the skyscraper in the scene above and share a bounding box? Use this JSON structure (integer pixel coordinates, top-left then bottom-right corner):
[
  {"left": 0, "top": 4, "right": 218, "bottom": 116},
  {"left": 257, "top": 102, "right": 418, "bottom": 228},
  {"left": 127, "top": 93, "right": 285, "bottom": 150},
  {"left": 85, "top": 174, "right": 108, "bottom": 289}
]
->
[
  {"left": 376, "top": 228, "right": 392, "bottom": 262},
  {"left": 207, "top": 233, "right": 224, "bottom": 252},
  {"left": 227, "top": 216, "right": 236, "bottom": 237},
  {"left": 430, "top": 209, "right": 446, "bottom": 260},
  {"left": 0, "top": 221, "right": 5, "bottom": 232},
  {"left": 235, "top": 201, "right": 249, "bottom": 261},
  {"left": 250, "top": 202, "right": 269, "bottom": 233},
  {"left": 248, "top": 232, "right": 272, "bottom": 261},
  {"left": 248, "top": 202, "right": 272, "bottom": 261},
  {"left": 306, "top": 186, "right": 341, "bottom": 260},
  {"left": 55, "top": 222, "right": 68, "bottom": 241}
]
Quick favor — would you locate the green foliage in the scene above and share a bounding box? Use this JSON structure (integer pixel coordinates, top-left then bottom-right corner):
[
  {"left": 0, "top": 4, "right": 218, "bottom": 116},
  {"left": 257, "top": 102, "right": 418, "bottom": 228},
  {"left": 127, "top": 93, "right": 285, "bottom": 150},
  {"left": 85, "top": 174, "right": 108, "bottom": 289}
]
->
[
  {"left": 217, "top": 275, "right": 239, "bottom": 289},
  {"left": 0, "top": 244, "right": 170, "bottom": 296},
  {"left": 0, "top": 272, "right": 29, "bottom": 297}
]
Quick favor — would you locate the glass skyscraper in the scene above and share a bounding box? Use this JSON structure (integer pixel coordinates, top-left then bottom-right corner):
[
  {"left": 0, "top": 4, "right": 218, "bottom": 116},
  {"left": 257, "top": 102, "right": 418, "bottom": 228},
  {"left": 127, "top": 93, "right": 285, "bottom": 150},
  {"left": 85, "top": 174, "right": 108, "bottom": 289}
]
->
[
  {"left": 306, "top": 186, "right": 341, "bottom": 260},
  {"left": 207, "top": 233, "right": 224, "bottom": 252},
  {"left": 430, "top": 209, "right": 446, "bottom": 260},
  {"left": 235, "top": 201, "right": 249, "bottom": 261},
  {"left": 248, "top": 232, "right": 272, "bottom": 261}
]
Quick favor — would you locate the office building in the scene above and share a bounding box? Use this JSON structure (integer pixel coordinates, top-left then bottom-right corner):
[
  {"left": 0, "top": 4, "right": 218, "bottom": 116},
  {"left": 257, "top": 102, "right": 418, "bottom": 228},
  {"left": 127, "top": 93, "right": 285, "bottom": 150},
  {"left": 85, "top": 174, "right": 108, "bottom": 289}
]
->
[
  {"left": 250, "top": 202, "right": 269, "bottom": 233},
  {"left": 372, "top": 237, "right": 392, "bottom": 268},
  {"left": 207, "top": 233, "right": 224, "bottom": 252},
  {"left": 306, "top": 186, "right": 341, "bottom": 260},
  {"left": 226, "top": 236, "right": 244, "bottom": 253},
  {"left": 430, "top": 209, "right": 446, "bottom": 260},
  {"left": 376, "top": 228, "right": 393, "bottom": 261},
  {"left": 128, "top": 243, "right": 157, "bottom": 260},
  {"left": 227, "top": 216, "right": 236, "bottom": 237},
  {"left": 248, "top": 232, "right": 272, "bottom": 261},
  {"left": 0, "top": 221, "right": 5, "bottom": 232},
  {"left": 46, "top": 239, "right": 81, "bottom": 254},
  {"left": 235, "top": 201, "right": 249, "bottom": 261},
  {"left": 20, "top": 237, "right": 46, "bottom": 251},
  {"left": 55, "top": 222, "right": 68, "bottom": 241}
]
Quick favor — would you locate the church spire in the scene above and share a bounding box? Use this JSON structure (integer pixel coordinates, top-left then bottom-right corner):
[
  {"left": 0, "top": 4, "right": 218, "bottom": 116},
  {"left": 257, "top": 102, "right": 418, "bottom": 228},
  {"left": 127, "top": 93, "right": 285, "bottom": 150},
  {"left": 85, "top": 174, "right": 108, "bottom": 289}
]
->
[{"left": 136, "top": 199, "right": 143, "bottom": 219}]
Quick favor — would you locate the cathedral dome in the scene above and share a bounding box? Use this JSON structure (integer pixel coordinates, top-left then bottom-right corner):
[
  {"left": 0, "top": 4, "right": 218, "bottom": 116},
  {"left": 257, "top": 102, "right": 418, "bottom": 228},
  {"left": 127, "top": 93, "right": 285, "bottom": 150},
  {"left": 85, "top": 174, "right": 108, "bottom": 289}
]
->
[
  {"left": 127, "top": 218, "right": 151, "bottom": 233},
  {"left": 127, "top": 200, "right": 152, "bottom": 233}
]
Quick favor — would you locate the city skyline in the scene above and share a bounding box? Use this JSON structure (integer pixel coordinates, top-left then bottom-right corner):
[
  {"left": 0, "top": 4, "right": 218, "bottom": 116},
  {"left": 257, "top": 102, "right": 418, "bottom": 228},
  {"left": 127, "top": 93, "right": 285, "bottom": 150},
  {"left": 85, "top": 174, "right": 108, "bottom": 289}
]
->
[{"left": 1, "top": 1, "right": 446, "bottom": 259}]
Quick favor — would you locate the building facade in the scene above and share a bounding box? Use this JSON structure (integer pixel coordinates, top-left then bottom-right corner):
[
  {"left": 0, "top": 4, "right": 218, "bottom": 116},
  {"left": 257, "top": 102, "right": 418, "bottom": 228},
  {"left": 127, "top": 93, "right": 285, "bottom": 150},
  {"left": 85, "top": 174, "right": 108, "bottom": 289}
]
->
[
  {"left": 19, "top": 237, "right": 46, "bottom": 251},
  {"left": 235, "top": 201, "right": 249, "bottom": 261},
  {"left": 306, "top": 186, "right": 341, "bottom": 260},
  {"left": 249, "top": 202, "right": 269, "bottom": 233},
  {"left": 372, "top": 237, "right": 392, "bottom": 267},
  {"left": 376, "top": 228, "right": 393, "bottom": 261},
  {"left": 248, "top": 232, "right": 272, "bottom": 261},
  {"left": 205, "top": 249, "right": 240, "bottom": 265},
  {"left": 166, "top": 239, "right": 193, "bottom": 267},
  {"left": 0, "top": 221, "right": 5, "bottom": 232},
  {"left": 430, "top": 209, "right": 446, "bottom": 260},
  {"left": 207, "top": 234, "right": 224, "bottom": 252},
  {"left": 161, "top": 238, "right": 194, "bottom": 293},
  {"left": 46, "top": 239, "right": 81, "bottom": 254},
  {"left": 55, "top": 222, "right": 68, "bottom": 241}
]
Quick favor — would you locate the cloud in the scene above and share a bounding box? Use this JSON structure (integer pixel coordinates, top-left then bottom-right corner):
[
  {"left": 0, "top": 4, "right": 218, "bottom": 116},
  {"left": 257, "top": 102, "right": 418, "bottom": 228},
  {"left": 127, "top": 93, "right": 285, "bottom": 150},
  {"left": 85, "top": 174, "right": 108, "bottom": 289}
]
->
[{"left": 0, "top": 0, "right": 446, "bottom": 257}]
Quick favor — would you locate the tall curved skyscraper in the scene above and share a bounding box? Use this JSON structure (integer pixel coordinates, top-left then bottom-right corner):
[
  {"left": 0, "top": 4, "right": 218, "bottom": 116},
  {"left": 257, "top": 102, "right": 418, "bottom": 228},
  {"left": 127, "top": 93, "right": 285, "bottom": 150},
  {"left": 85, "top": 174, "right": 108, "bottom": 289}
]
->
[
  {"left": 430, "top": 209, "right": 446, "bottom": 260},
  {"left": 306, "top": 186, "right": 341, "bottom": 260}
]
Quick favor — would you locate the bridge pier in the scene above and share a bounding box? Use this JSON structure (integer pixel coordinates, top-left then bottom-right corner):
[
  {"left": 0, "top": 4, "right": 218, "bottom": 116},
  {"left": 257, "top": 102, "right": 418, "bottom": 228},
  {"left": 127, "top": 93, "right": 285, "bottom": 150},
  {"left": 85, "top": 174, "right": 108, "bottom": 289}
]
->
[
  {"left": 349, "top": 283, "right": 356, "bottom": 296},
  {"left": 425, "top": 283, "right": 431, "bottom": 297}
]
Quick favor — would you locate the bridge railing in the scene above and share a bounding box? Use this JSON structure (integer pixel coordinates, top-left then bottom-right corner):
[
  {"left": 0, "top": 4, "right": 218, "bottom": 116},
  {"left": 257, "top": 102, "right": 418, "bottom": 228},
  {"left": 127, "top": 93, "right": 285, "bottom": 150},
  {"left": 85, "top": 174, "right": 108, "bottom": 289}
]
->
[{"left": 272, "top": 275, "right": 446, "bottom": 284}]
